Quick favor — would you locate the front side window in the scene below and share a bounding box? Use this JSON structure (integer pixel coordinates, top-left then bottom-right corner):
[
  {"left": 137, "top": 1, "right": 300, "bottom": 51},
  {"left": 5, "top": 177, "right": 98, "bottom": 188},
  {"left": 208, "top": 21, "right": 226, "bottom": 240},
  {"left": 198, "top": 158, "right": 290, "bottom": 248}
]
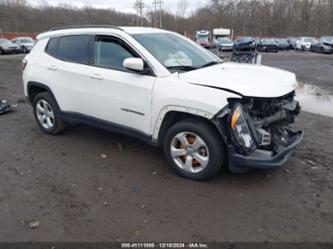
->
[
  {"left": 133, "top": 33, "right": 219, "bottom": 71},
  {"left": 57, "top": 35, "right": 90, "bottom": 64},
  {"left": 94, "top": 36, "right": 137, "bottom": 71}
]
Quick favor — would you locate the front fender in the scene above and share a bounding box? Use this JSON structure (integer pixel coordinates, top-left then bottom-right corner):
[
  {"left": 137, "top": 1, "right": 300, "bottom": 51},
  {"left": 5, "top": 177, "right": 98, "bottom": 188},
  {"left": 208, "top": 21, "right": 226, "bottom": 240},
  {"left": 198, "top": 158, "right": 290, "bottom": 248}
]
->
[{"left": 151, "top": 77, "right": 241, "bottom": 139}]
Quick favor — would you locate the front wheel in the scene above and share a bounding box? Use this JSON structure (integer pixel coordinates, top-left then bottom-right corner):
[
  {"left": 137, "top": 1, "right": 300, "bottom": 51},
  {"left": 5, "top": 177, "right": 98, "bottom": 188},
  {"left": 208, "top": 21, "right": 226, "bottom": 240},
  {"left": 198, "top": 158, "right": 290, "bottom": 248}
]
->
[
  {"left": 22, "top": 46, "right": 27, "bottom": 53},
  {"left": 163, "top": 119, "right": 226, "bottom": 180}
]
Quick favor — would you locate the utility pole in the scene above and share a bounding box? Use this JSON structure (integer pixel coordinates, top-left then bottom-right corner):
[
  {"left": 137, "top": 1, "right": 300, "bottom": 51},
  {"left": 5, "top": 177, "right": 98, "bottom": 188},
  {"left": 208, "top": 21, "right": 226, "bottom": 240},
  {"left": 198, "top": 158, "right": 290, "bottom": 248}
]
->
[
  {"left": 153, "top": 0, "right": 157, "bottom": 28},
  {"left": 152, "top": 0, "right": 163, "bottom": 28},
  {"left": 135, "top": 0, "right": 145, "bottom": 27},
  {"left": 0, "top": 25, "right": 3, "bottom": 38}
]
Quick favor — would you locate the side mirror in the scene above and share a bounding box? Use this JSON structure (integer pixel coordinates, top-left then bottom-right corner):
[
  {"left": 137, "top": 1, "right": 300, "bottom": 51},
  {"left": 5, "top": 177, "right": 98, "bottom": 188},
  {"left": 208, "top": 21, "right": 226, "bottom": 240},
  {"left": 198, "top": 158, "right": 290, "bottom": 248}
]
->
[{"left": 123, "top": 58, "right": 144, "bottom": 72}]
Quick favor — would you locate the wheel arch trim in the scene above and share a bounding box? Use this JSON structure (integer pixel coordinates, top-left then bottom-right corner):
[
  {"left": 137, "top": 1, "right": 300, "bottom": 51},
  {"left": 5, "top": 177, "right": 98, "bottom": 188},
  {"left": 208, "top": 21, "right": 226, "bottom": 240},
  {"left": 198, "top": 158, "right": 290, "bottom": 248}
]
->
[
  {"left": 26, "top": 81, "right": 61, "bottom": 111},
  {"left": 152, "top": 105, "right": 214, "bottom": 140},
  {"left": 27, "top": 81, "right": 55, "bottom": 101}
]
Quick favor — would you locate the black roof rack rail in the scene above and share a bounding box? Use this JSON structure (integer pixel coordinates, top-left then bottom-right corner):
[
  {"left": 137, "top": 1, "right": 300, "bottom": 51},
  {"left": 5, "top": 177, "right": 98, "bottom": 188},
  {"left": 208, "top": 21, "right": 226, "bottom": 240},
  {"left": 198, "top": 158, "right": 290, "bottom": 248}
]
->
[{"left": 49, "top": 25, "right": 123, "bottom": 31}]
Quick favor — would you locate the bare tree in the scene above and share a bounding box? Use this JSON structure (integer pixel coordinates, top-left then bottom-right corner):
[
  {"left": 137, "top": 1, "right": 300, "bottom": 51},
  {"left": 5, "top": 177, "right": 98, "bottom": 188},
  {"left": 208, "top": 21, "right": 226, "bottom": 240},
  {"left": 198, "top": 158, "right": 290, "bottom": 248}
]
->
[{"left": 0, "top": 0, "right": 332, "bottom": 37}]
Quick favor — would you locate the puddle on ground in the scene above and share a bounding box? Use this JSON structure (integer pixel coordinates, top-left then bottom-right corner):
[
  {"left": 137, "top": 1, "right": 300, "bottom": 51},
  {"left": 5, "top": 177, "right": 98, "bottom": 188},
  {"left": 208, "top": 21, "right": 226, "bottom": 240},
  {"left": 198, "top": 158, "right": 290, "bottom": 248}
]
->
[{"left": 295, "top": 83, "right": 333, "bottom": 118}]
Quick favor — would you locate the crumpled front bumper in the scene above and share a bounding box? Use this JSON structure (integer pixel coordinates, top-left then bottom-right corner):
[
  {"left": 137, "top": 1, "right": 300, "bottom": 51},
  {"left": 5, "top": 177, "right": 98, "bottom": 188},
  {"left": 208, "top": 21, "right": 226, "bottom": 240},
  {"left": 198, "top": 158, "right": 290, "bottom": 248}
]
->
[{"left": 228, "top": 130, "right": 304, "bottom": 172}]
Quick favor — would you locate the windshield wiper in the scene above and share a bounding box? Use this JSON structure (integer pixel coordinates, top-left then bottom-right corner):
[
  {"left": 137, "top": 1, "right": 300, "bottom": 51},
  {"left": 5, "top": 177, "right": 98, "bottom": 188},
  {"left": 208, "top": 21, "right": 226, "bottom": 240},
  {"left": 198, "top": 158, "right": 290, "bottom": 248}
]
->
[
  {"left": 166, "top": 65, "right": 197, "bottom": 71},
  {"left": 199, "top": 61, "right": 220, "bottom": 69}
]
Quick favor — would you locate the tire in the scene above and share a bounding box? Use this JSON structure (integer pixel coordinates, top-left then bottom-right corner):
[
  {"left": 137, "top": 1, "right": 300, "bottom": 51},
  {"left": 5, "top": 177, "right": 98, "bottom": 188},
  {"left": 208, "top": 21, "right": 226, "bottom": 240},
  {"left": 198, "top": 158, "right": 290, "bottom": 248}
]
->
[
  {"left": 32, "top": 92, "right": 67, "bottom": 134},
  {"left": 163, "top": 119, "right": 226, "bottom": 180},
  {"left": 0, "top": 49, "right": 3, "bottom": 55},
  {"left": 22, "top": 46, "right": 27, "bottom": 53}
]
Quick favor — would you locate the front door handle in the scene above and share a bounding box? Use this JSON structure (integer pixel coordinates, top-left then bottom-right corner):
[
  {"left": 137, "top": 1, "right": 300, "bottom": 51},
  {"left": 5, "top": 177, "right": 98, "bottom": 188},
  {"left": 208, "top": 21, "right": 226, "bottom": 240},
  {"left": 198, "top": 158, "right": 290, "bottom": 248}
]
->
[
  {"left": 90, "top": 74, "right": 104, "bottom": 80},
  {"left": 47, "top": 65, "right": 58, "bottom": 71}
]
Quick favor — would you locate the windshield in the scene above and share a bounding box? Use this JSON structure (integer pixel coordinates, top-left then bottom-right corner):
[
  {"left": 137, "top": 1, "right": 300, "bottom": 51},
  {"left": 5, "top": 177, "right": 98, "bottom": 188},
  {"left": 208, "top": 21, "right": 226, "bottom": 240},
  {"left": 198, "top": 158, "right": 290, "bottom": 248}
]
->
[
  {"left": 304, "top": 38, "right": 314, "bottom": 43},
  {"left": 197, "top": 34, "right": 209, "bottom": 41},
  {"left": 219, "top": 38, "right": 231, "bottom": 43},
  {"left": 321, "top": 36, "right": 333, "bottom": 43},
  {"left": 0, "top": 39, "right": 12, "bottom": 45},
  {"left": 239, "top": 37, "right": 253, "bottom": 42},
  {"left": 262, "top": 39, "right": 276, "bottom": 44},
  {"left": 20, "top": 38, "right": 33, "bottom": 43},
  {"left": 133, "top": 33, "right": 219, "bottom": 71}
]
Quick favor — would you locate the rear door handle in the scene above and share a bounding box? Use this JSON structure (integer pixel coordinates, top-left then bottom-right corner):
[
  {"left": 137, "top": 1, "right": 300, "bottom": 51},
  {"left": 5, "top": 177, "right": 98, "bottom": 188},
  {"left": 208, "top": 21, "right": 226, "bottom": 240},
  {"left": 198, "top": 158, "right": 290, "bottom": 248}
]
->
[
  {"left": 90, "top": 74, "right": 104, "bottom": 80},
  {"left": 47, "top": 65, "right": 58, "bottom": 71}
]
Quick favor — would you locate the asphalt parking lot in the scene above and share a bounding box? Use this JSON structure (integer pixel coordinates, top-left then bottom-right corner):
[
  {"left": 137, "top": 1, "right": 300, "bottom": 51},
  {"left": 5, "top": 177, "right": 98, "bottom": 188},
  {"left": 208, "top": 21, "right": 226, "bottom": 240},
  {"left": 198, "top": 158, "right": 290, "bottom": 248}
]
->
[{"left": 0, "top": 52, "right": 332, "bottom": 242}]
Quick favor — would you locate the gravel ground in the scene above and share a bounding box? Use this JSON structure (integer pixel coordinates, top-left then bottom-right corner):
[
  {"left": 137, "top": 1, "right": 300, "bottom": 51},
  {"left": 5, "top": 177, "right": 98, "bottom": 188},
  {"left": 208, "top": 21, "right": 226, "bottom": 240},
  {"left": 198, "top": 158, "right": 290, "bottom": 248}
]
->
[{"left": 0, "top": 53, "right": 332, "bottom": 242}]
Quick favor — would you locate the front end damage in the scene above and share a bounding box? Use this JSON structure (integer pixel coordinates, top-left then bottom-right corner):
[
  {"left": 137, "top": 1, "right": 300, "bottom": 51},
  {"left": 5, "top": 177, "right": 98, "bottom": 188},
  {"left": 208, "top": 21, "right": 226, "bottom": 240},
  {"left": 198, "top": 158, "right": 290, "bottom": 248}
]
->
[{"left": 213, "top": 91, "right": 303, "bottom": 172}]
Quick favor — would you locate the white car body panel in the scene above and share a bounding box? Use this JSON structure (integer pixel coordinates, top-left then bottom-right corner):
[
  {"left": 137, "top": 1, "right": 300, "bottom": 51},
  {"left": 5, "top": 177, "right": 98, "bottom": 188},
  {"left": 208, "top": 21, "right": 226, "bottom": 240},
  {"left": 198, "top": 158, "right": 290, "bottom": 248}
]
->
[
  {"left": 24, "top": 27, "right": 297, "bottom": 140},
  {"left": 151, "top": 74, "right": 240, "bottom": 139},
  {"left": 179, "top": 63, "right": 297, "bottom": 98},
  {"left": 23, "top": 39, "right": 93, "bottom": 115},
  {"left": 86, "top": 65, "right": 156, "bottom": 134},
  {"left": 296, "top": 37, "right": 315, "bottom": 50}
]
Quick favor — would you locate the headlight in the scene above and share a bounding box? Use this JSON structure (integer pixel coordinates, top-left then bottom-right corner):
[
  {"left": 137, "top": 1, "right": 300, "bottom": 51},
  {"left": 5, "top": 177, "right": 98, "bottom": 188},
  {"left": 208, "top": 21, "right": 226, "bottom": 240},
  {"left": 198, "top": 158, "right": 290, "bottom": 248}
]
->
[{"left": 230, "top": 105, "right": 256, "bottom": 154}]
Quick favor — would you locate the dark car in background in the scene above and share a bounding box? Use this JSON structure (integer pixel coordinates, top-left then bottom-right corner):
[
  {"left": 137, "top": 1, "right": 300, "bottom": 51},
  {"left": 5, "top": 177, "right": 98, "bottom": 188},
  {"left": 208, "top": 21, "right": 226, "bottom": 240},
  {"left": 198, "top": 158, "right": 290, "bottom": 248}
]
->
[
  {"left": 0, "top": 38, "right": 19, "bottom": 54},
  {"left": 233, "top": 36, "right": 255, "bottom": 51},
  {"left": 310, "top": 36, "right": 333, "bottom": 54},
  {"left": 257, "top": 38, "right": 279, "bottom": 53},
  {"left": 275, "top": 38, "right": 291, "bottom": 50},
  {"left": 287, "top": 37, "right": 299, "bottom": 49}
]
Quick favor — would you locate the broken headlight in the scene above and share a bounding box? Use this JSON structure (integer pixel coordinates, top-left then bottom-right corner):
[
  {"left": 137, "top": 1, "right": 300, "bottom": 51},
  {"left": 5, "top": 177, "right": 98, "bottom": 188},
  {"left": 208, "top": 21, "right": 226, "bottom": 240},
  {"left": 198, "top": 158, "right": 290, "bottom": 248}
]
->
[{"left": 230, "top": 105, "right": 256, "bottom": 154}]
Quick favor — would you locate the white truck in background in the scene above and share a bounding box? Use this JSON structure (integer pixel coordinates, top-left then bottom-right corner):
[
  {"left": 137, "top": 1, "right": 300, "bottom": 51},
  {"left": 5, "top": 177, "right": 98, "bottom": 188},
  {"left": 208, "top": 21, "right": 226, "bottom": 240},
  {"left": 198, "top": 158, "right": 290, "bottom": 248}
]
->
[
  {"left": 212, "top": 28, "right": 232, "bottom": 48},
  {"left": 195, "top": 30, "right": 211, "bottom": 48}
]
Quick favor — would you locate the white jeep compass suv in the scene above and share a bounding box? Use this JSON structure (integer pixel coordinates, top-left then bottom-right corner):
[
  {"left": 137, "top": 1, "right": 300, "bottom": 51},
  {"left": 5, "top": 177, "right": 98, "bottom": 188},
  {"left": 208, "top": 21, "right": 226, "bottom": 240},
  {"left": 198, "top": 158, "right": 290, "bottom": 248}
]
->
[{"left": 22, "top": 25, "right": 303, "bottom": 180}]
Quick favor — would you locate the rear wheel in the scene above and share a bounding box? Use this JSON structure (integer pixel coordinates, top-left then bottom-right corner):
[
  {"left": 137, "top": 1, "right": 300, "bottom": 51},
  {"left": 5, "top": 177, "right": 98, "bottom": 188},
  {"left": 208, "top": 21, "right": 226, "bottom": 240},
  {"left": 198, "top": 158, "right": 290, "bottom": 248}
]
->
[
  {"left": 163, "top": 119, "right": 225, "bottom": 180},
  {"left": 33, "top": 92, "right": 67, "bottom": 134}
]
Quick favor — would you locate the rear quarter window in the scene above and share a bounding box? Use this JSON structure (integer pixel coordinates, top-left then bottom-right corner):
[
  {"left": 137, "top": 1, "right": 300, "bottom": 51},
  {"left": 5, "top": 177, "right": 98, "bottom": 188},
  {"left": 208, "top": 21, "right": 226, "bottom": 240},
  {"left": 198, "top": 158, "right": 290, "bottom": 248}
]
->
[{"left": 45, "top": 37, "right": 59, "bottom": 57}]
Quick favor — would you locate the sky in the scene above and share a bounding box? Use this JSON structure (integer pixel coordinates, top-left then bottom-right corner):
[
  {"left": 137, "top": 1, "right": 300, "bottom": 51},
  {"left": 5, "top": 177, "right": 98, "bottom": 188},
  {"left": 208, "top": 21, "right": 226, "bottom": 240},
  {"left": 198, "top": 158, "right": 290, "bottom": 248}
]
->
[{"left": 27, "top": 0, "right": 210, "bottom": 14}]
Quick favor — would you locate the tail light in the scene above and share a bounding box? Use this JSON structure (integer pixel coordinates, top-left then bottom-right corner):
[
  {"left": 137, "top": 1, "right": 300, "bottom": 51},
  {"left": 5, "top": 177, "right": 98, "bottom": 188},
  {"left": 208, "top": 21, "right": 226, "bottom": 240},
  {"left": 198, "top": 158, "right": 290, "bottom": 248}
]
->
[{"left": 22, "top": 59, "right": 28, "bottom": 71}]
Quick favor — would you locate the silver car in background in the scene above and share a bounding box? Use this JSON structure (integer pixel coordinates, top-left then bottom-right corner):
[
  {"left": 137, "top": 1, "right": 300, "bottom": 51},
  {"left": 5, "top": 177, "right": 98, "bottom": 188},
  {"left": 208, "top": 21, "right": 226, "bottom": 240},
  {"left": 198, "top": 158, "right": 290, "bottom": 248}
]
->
[
  {"left": 0, "top": 38, "right": 19, "bottom": 54},
  {"left": 11, "top": 37, "right": 34, "bottom": 53},
  {"left": 217, "top": 37, "right": 234, "bottom": 51}
]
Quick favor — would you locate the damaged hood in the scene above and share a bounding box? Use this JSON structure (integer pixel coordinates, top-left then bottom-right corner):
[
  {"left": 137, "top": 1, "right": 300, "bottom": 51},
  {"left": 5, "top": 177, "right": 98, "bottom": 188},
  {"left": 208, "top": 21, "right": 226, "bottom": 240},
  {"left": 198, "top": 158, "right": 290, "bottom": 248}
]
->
[{"left": 179, "top": 62, "right": 297, "bottom": 98}]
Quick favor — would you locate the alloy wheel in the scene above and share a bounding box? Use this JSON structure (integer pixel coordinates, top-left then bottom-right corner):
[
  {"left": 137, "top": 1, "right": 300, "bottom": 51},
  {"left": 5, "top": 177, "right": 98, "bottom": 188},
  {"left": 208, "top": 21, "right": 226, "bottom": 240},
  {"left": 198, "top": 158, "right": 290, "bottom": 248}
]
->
[
  {"left": 170, "top": 132, "right": 209, "bottom": 173},
  {"left": 36, "top": 99, "right": 55, "bottom": 129}
]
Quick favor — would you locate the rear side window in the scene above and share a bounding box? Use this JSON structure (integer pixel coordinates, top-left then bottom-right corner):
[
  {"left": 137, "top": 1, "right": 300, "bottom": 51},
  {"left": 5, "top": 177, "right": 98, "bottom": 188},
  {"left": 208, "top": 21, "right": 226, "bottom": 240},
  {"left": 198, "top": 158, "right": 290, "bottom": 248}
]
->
[
  {"left": 57, "top": 35, "right": 91, "bottom": 64},
  {"left": 45, "top": 37, "right": 58, "bottom": 57}
]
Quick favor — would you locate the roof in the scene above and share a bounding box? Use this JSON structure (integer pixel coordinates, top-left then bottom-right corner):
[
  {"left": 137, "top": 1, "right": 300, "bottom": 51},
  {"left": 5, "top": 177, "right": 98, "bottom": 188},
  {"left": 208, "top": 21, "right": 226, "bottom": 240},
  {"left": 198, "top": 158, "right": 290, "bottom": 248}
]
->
[
  {"left": 37, "top": 25, "right": 168, "bottom": 40},
  {"left": 121, "top": 27, "right": 168, "bottom": 34}
]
